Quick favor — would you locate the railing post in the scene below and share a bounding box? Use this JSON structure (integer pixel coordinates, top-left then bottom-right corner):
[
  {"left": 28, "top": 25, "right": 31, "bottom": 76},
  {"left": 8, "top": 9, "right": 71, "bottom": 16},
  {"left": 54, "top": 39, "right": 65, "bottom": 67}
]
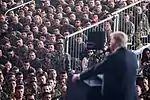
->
[
  {"left": 113, "top": 14, "right": 119, "bottom": 32},
  {"left": 116, "top": 14, "right": 119, "bottom": 32},
  {"left": 65, "top": 36, "right": 69, "bottom": 54}
]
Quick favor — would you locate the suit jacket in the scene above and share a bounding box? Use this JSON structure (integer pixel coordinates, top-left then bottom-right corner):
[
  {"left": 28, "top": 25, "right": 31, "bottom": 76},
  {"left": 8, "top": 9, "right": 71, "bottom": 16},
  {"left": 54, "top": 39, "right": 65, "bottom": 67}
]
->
[{"left": 80, "top": 47, "right": 138, "bottom": 100}]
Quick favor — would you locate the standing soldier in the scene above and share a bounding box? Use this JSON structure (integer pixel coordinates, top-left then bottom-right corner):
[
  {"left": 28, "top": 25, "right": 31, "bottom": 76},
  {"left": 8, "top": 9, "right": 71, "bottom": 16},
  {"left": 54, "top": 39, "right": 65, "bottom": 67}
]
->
[
  {"left": 54, "top": 42, "right": 71, "bottom": 74},
  {"left": 0, "top": 70, "right": 9, "bottom": 100},
  {"left": 134, "top": 6, "right": 150, "bottom": 49},
  {"left": 46, "top": 43, "right": 58, "bottom": 71}
]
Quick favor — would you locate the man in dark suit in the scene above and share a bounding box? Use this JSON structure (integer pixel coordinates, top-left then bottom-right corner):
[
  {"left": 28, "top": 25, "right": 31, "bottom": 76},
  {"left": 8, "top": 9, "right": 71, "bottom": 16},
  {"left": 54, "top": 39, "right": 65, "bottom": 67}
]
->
[{"left": 72, "top": 31, "right": 138, "bottom": 100}]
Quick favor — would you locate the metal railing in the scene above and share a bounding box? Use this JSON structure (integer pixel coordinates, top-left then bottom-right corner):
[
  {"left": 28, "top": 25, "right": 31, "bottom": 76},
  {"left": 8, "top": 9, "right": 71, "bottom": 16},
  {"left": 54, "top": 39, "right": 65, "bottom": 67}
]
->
[
  {"left": 64, "top": 0, "right": 150, "bottom": 71},
  {"left": 65, "top": 16, "right": 114, "bottom": 53},
  {"left": 113, "top": 0, "right": 150, "bottom": 50},
  {"left": 111, "top": 0, "right": 144, "bottom": 15},
  {"left": 4, "top": 0, "right": 33, "bottom": 16},
  {"left": 65, "top": 15, "right": 116, "bottom": 71}
]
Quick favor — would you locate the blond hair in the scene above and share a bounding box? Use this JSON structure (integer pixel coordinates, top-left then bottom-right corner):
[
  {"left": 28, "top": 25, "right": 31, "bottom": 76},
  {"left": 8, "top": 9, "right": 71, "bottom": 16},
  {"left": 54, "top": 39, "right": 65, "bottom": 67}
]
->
[{"left": 110, "top": 31, "right": 128, "bottom": 48}]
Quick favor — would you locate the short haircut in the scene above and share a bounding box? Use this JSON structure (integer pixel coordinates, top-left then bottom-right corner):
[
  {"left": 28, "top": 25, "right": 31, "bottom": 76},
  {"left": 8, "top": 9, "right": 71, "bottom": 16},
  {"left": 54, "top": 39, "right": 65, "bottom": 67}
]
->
[
  {"left": 60, "top": 71, "right": 67, "bottom": 74},
  {"left": 17, "top": 38, "right": 22, "bottom": 41},
  {"left": 8, "top": 78, "right": 16, "bottom": 82},
  {"left": 27, "top": 32, "right": 33, "bottom": 35},
  {"left": 47, "top": 69, "right": 56, "bottom": 74},
  {"left": 8, "top": 72, "right": 15, "bottom": 76},
  {"left": 142, "top": 76, "right": 148, "bottom": 81},
  {"left": 48, "top": 34, "right": 55, "bottom": 37},
  {"left": 38, "top": 73, "right": 45, "bottom": 77},
  {"left": 47, "top": 78, "right": 54, "bottom": 81},
  {"left": 47, "top": 43, "right": 54, "bottom": 46},
  {"left": 3, "top": 40, "right": 10, "bottom": 45},
  {"left": 84, "top": 4, "right": 88, "bottom": 6},
  {"left": 23, "top": 59, "right": 30, "bottom": 63},
  {"left": 26, "top": 93, "right": 34, "bottom": 96},
  {"left": 15, "top": 85, "right": 24, "bottom": 90},
  {"left": 65, "top": 5, "right": 70, "bottom": 9},
  {"left": 26, "top": 93, "right": 34, "bottom": 99},
  {"left": 28, "top": 50, "right": 35, "bottom": 54},
  {"left": 56, "top": 42, "right": 64, "bottom": 45},
  {"left": 16, "top": 72, "right": 23, "bottom": 76},
  {"left": 7, "top": 48, "right": 14, "bottom": 52},
  {"left": 17, "top": 82, "right": 24, "bottom": 86},
  {"left": 75, "top": 18, "right": 81, "bottom": 22},
  {"left": 41, "top": 83, "right": 49, "bottom": 88},
  {"left": 27, "top": 41, "right": 33, "bottom": 45},
  {"left": 75, "top": 4, "right": 80, "bottom": 7},
  {"left": 110, "top": 31, "right": 128, "bottom": 48},
  {"left": 30, "top": 73, "right": 36, "bottom": 77},
  {"left": 29, "top": 80, "right": 37, "bottom": 83}
]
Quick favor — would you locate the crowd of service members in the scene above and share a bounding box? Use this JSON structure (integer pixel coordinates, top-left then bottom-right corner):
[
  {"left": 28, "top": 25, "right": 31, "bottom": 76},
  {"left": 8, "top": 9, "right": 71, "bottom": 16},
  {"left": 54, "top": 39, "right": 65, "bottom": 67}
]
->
[{"left": 0, "top": 0, "right": 150, "bottom": 100}]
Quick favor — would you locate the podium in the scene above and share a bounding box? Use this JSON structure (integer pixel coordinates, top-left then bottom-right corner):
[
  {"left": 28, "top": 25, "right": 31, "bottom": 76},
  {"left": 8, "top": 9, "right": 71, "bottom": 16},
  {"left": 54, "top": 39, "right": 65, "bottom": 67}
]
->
[{"left": 66, "top": 74, "right": 104, "bottom": 100}]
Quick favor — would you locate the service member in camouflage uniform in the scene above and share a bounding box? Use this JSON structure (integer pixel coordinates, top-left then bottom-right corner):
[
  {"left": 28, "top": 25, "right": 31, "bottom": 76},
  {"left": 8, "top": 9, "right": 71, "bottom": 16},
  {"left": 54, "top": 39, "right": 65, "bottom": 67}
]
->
[
  {"left": 0, "top": 70, "right": 9, "bottom": 100},
  {"left": 133, "top": 6, "right": 150, "bottom": 49},
  {"left": 53, "top": 42, "right": 71, "bottom": 74},
  {"left": 46, "top": 43, "right": 58, "bottom": 70}
]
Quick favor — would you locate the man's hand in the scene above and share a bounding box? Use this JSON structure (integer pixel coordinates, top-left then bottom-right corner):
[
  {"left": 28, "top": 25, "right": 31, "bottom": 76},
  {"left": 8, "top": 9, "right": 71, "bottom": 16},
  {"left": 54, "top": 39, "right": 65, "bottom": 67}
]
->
[{"left": 72, "top": 74, "right": 80, "bottom": 83}]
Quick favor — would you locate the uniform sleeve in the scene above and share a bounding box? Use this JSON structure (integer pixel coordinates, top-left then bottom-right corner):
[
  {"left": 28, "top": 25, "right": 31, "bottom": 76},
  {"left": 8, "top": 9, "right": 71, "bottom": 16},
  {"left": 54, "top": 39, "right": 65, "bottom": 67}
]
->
[{"left": 80, "top": 55, "right": 112, "bottom": 80}]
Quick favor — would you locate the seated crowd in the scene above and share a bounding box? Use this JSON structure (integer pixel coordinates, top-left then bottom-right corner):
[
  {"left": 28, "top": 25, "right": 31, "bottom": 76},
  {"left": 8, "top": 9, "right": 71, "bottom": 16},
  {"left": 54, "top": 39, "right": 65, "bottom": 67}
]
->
[{"left": 0, "top": 0, "right": 150, "bottom": 100}]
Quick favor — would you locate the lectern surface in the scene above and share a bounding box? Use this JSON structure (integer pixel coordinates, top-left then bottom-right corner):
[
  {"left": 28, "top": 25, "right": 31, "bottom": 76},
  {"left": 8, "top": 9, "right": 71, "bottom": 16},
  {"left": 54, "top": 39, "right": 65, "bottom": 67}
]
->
[{"left": 66, "top": 74, "right": 103, "bottom": 100}]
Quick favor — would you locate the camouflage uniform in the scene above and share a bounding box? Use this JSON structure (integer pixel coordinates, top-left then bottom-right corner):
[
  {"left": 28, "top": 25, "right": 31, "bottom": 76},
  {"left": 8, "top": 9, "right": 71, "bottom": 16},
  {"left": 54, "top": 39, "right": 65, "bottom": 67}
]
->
[
  {"left": 3, "top": 87, "right": 15, "bottom": 100},
  {"left": 88, "top": 54, "right": 99, "bottom": 68},
  {"left": 136, "top": 13, "right": 150, "bottom": 36},
  {"left": 71, "top": 57, "right": 82, "bottom": 73},
  {"left": 122, "top": 21, "right": 135, "bottom": 36},
  {"left": 51, "top": 89, "right": 61, "bottom": 100},
  {"left": 0, "top": 89, "right": 9, "bottom": 100},
  {"left": 135, "top": 13, "right": 150, "bottom": 49},
  {"left": 52, "top": 52, "right": 71, "bottom": 74},
  {"left": 119, "top": 13, "right": 135, "bottom": 43},
  {"left": 45, "top": 51, "right": 57, "bottom": 70}
]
